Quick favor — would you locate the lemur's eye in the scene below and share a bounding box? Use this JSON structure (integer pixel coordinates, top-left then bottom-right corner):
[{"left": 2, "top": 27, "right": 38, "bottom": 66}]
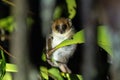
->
[
  {"left": 55, "top": 25, "right": 60, "bottom": 31},
  {"left": 62, "top": 24, "right": 67, "bottom": 31},
  {"left": 55, "top": 24, "right": 67, "bottom": 34}
]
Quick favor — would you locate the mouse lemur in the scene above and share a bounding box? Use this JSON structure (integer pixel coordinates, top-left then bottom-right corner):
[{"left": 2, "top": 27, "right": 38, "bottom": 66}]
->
[{"left": 46, "top": 18, "right": 77, "bottom": 73}]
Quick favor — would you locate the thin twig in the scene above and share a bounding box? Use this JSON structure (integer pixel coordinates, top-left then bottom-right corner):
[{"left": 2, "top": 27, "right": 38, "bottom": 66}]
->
[
  {"left": 0, "top": 45, "right": 16, "bottom": 59},
  {"left": 2, "top": 0, "right": 15, "bottom": 7},
  {"left": 2, "top": 0, "right": 34, "bottom": 15}
]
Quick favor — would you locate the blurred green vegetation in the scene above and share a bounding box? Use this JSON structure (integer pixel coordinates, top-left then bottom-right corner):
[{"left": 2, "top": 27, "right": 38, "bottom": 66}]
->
[
  {"left": 0, "top": 16, "right": 33, "bottom": 33},
  {"left": 0, "top": 50, "right": 6, "bottom": 80}
]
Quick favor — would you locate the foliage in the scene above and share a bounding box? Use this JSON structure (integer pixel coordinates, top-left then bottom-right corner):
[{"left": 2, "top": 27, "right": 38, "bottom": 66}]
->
[
  {"left": 0, "top": 16, "right": 33, "bottom": 33},
  {"left": 5, "top": 63, "right": 17, "bottom": 72},
  {"left": 2, "top": 63, "right": 17, "bottom": 80},
  {"left": 53, "top": 6, "right": 63, "bottom": 19},
  {"left": 66, "top": 0, "right": 76, "bottom": 19},
  {"left": 53, "top": 0, "right": 76, "bottom": 19},
  {"left": 40, "top": 67, "right": 64, "bottom": 80},
  {"left": 3, "top": 73, "right": 12, "bottom": 80},
  {"left": 40, "top": 66, "right": 83, "bottom": 80},
  {"left": 41, "top": 52, "right": 83, "bottom": 80},
  {"left": 97, "top": 26, "right": 112, "bottom": 56},
  {"left": 0, "top": 50, "right": 6, "bottom": 80}
]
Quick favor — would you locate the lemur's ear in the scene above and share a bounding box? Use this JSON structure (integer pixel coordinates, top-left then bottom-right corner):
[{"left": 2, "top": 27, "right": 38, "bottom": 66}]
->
[{"left": 66, "top": 18, "right": 72, "bottom": 27}]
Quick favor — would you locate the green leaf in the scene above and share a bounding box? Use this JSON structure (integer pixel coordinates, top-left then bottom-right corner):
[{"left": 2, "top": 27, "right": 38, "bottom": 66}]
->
[
  {"left": 69, "top": 74, "right": 83, "bottom": 80},
  {"left": 48, "top": 68, "right": 64, "bottom": 80},
  {"left": 55, "top": 29, "right": 84, "bottom": 49},
  {"left": 6, "top": 63, "right": 17, "bottom": 72},
  {"left": 3, "top": 72, "right": 12, "bottom": 80},
  {"left": 53, "top": 6, "right": 63, "bottom": 19},
  {"left": 0, "top": 50, "right": 6, "bottom": 80},
  {"left": 41, "top": 52, "right": 47, "bottom": 62},
  {"left": 76, "top": 74, "right": 83, "bottom": 80},
  {"left": 97, "top": 26, "right": 113, "bottom": 56},
  {"left": 0, "top": 16, "right": 14, "bottom": 32},
  {"left": 66, "top": 0, "right": 76, "bottom": 19},
  {"left": 40, "top": 66, "right": 48, "bottom": 80},
  {"left": 55, "top": 26, "right": 112, "bottom": 56},
  {"left": 61, "top": 73, "right": 83, "bottom": 80}
]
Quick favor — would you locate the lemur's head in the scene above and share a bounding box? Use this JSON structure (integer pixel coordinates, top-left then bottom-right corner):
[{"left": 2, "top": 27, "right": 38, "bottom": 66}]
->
[{"left": 52, "top": 18, "right": 73, "bottom": 35}]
